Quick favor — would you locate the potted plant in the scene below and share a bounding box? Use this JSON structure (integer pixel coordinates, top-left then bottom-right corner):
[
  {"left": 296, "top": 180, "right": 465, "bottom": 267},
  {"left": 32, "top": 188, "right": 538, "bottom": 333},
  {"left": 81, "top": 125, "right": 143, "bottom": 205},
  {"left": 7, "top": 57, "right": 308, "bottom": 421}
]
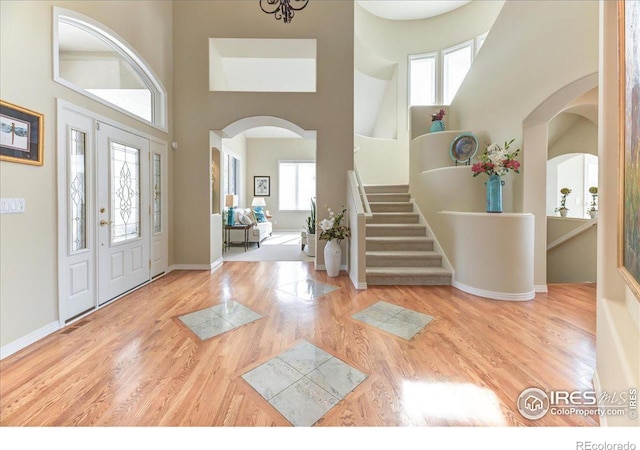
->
[
  {"left": 555, "top": 187, "right": 572, "bottom": 217},
  {"left": 587, "top": 186, "right": 598, "bottom": 218},
  {"left": 318, "top": 206, "right": 351, "bottom": 277},
  {"left": 304, "top": 197, "right": 316, "bottom": 257}
]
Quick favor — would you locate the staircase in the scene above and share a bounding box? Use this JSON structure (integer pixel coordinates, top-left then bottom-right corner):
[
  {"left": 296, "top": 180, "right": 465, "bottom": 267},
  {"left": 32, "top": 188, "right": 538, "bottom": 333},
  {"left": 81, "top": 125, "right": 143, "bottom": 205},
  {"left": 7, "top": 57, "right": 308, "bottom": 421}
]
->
[{"left": 364, "top": 184, "right": 452, "bottom": 286}]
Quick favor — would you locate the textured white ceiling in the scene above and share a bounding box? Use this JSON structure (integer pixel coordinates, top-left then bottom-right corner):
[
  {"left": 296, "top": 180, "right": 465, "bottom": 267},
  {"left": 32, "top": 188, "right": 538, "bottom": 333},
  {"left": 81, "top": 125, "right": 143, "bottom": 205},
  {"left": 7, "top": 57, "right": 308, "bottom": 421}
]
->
[{"left": 357, "top": 0, "right": 471, "bottom": 21}]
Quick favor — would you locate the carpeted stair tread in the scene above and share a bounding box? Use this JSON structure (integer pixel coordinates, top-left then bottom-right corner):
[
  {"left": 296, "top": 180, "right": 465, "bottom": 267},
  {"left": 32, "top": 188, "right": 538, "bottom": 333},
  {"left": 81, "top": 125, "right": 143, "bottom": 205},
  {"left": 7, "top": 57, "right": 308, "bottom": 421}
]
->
[
  {"left": 366, "top": 250, "right": 441, "bottom": 258},
  {"left": 366, "top": 267, "right": 451, "bottom": 276}
]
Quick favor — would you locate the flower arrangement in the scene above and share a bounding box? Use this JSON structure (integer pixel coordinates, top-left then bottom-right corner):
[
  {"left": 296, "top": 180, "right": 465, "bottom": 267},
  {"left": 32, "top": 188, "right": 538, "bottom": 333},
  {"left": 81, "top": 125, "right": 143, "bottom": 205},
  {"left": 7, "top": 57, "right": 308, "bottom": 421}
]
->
[
  {"left": 587, "top": 186, "right": 598, "bottom": 214},
  {"left": 431, "top": 108, "right": 446, "bottom": 122},
  {"left": 471, "top": 139, "right": 521, "bottom": 177},
  {"left": 318, "top": 206, "right": 351, "bottom": 242},
  {"left": 555, "top": 187, "right": 572, "bottom": 212}
]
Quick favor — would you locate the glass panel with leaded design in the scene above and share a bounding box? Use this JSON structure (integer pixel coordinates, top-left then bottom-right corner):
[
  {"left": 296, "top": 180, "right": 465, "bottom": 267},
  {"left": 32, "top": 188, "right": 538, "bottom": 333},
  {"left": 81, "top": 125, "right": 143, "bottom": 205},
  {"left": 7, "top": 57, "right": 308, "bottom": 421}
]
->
[
  {"left": 153, "top": 153, "right": 161, "bottom": 233},
  {"left": 69, "top": 129, "right": 87, "bottom": 252},
  {"left": 111, "top": 141, "right": 140, "bottom": 243}
]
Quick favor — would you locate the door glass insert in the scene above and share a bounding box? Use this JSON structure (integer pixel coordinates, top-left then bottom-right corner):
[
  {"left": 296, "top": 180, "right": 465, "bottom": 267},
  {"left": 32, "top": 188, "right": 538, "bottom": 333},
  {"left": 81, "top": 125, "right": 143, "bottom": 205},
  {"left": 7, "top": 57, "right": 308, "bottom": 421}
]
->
[
  {"left": 69, "top": 129, "right": 87, "bottom": 252},
  {"left": 111, "top": 141, "right": 140, "bottom": 243},
  {"left": 153, "top": 153, "right": 161, "bottom": 233}
]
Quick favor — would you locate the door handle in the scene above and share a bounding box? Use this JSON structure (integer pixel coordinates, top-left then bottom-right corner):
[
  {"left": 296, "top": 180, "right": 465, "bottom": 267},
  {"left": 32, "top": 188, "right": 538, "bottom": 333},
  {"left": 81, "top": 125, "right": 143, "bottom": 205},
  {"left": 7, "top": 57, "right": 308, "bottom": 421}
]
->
[{"left": 99, "top": 220, "right": 114, "bottom": 226}]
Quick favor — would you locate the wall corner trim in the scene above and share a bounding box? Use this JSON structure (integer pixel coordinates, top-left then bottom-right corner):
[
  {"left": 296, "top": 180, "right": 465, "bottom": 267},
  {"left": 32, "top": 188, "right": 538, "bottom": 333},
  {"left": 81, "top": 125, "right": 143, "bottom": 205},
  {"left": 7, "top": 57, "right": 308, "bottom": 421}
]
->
[
  {"left": 592, "top": 370, "right": 608, "bottom": 427},
  {"left": 0, "top": 321, "right": 60, "bottom": 360},
  {"left": 211, "top": 258, "right": 224, "bottom": 272},
  {"left": 534, "top": 285, "right": 548, "bottom": 293}
]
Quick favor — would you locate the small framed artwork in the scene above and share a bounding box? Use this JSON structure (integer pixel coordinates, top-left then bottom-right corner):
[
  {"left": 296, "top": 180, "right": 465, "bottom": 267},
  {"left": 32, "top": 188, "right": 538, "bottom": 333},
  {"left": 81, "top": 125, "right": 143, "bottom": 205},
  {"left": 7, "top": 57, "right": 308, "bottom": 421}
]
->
[
  {"left": 618, "top": 0, "right": 640, "bottom": 301},
  {"left": 254, "top": 176, "right": 270, "bottom": 197},
  {"left": 0, "top": 100, "right": 44, "bottom": 166}
]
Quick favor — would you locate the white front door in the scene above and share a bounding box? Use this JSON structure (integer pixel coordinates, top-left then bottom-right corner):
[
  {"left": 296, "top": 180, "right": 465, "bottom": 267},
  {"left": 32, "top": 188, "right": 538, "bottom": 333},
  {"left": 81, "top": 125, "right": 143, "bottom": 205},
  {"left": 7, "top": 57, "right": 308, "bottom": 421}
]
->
[{"left": 97, "top": 122, "right": 150, "bottom": 305}]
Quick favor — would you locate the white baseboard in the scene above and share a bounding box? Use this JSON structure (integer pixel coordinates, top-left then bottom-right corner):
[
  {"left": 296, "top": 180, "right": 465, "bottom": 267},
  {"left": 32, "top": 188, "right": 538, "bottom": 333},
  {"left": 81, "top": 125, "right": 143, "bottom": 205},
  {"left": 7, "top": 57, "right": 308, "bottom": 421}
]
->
[
  {"left": 166, "top": 264, "right": 175, "bottom": 274},
  {"left": 172, "top": 264, "right": 216, "bottom": 271},
  {"left": 351, "top": 278, "right": 367, "bottom": 289},
  {"left": 210, "top": 257, "right": 223, "bottom": 271},
  {"left": 452, "top": 279, "right": 535, "bottom": 301},
  {"left": 0, "top": 321, "right": 60, "bottom": 360},
  {"left": 315, "top": 264, "right": 348, "bottom": 271},
  {"left": 592, "top": 369, "right": 607, "bottom": 427},
  {"left": 534, "top": 284, "right": 548, "bottom": 293}
]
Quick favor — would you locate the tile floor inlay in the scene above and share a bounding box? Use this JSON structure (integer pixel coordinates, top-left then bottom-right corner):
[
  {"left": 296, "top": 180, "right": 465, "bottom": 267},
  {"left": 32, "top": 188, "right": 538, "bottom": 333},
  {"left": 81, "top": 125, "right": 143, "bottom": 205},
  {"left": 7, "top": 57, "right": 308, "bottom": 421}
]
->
[
  {"left": 352, "top": 301, "right": 434, "bottom": 340},
  {"left": 241, "top": 340, "right": 367, "bottom": 426},
  {"left": 178, "top": 300, "right": 262, "bottom": 340},
  {"left": 275, "top": 279, "right": 339, "bottom": 300}
]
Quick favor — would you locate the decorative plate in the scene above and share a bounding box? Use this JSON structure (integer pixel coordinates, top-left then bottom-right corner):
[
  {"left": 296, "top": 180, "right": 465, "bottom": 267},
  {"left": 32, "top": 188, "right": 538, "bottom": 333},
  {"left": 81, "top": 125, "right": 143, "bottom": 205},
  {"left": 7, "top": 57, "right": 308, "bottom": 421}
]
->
[{"left": 449, "top": 132, "right": 479, "bottom": 163}]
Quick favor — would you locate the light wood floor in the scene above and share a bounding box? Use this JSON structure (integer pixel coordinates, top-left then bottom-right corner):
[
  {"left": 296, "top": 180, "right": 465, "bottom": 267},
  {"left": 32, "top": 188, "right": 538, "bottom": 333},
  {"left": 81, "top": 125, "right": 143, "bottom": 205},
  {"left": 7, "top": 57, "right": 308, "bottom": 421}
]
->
[{"left": 0, "top": 262, "right": 598, "bottom": 426}]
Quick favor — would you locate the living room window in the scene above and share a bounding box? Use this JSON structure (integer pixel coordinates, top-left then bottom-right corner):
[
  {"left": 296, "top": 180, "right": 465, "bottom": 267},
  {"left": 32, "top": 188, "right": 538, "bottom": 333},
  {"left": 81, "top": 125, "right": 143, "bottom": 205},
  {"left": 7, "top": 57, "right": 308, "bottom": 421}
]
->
[
  {"left": 224, "top": 154, "right": 240, "bottom": 197},
  {"left": 278, "top": 161, "right": 316, "bottom": 211}
]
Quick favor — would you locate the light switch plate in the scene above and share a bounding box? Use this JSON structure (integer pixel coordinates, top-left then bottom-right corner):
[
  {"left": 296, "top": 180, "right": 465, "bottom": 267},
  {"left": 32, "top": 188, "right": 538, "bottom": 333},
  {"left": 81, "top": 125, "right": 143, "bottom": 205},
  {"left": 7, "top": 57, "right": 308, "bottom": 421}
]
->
[{"left": 0, "top": 198, "right": 26, "bottom": 214}]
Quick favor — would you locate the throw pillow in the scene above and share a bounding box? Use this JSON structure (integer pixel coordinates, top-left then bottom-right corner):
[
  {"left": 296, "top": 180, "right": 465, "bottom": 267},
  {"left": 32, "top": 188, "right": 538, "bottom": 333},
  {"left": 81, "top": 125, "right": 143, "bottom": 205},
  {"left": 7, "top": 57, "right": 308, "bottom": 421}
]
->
[
  {"left": 238, "top": 212, "right": 253, "bottom": 226},
  {"left": 254, "top": 209, "right": 267, "bottom": 223},
  {"left": 247, "top": 210, "right": 258, "bottom": 225}
]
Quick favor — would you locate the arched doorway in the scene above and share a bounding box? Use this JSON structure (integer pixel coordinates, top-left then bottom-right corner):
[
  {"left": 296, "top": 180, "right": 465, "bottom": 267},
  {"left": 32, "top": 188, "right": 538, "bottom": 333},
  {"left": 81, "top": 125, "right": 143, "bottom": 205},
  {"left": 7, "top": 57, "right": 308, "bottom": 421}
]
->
[
  {"left": 210, "top": 116, "right": 317, "bottom": 263},
  {"left": 522, "top": 73, "right": 598, "bottom": 290}
]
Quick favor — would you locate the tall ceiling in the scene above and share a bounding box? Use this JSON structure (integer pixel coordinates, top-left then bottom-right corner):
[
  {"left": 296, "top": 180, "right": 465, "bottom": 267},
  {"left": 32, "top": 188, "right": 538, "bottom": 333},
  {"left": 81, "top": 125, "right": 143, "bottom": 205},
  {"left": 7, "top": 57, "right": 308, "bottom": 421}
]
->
[{"left": 357, "top": 0, "right": 471, "bottom": 21}]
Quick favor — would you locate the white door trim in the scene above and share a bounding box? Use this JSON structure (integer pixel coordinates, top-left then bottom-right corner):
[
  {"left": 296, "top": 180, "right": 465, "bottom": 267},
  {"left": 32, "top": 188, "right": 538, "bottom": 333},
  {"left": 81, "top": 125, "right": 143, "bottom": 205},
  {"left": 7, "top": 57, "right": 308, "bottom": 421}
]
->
[{"left": 56, "top": 99, "right": 168, "bottom": 327}]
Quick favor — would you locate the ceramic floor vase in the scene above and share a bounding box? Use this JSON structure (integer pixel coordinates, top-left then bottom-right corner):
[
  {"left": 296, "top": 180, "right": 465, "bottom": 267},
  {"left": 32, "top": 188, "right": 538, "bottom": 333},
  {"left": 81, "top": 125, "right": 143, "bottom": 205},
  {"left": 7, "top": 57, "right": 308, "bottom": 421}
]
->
[{"left": 324, "top": 239, "right": 341, "bottom": 277}]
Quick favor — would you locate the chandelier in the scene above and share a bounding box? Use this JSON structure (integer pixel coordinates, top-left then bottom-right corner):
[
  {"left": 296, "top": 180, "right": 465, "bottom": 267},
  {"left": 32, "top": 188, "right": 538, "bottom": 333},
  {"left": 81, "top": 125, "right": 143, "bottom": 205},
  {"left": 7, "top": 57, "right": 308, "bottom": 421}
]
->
[{"left": 259, "top": 0, "right": 309, "bottom": 24}]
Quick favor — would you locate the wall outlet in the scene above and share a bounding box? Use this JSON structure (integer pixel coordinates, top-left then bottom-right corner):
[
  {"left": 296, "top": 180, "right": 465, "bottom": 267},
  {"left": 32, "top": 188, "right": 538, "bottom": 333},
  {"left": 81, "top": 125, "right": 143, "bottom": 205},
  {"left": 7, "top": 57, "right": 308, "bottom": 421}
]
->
[{"left": 0, "top": 198, "right": 26, "bottom": 214}]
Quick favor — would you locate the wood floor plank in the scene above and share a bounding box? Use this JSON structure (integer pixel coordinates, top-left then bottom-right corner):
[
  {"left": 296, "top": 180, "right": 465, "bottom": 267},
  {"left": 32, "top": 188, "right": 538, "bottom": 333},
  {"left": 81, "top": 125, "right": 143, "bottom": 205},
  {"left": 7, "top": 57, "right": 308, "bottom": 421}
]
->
[{"left": 0, "top": 262, "right": 598, "bottom": 426}]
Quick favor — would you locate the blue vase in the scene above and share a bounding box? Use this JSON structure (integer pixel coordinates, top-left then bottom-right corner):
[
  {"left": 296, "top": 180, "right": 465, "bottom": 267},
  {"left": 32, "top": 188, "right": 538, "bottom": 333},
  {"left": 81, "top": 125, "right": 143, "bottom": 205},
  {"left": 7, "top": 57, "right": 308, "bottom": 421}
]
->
[
  {"left": 227, "top": 207, "right": 234, "bottom": 225},
  {"left": 485, "top": 174, "right": 505, "bottom": 213},
  {"left": 430, "top": 120, "right": 445, "bottom": 132}
]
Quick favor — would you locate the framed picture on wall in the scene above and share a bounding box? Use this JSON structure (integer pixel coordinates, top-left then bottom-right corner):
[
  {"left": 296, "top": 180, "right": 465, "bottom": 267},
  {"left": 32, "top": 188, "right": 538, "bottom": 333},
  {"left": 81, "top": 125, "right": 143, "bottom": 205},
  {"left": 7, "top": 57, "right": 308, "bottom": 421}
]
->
[
  {"left": 254, "top": 176, "right": 270, "bottom": 197},
  {"left": 0, "top": 100, "right": 44, "bottom": 166},
  {"left": 618, "top": 0, "right": 640, "bottom": 300}
]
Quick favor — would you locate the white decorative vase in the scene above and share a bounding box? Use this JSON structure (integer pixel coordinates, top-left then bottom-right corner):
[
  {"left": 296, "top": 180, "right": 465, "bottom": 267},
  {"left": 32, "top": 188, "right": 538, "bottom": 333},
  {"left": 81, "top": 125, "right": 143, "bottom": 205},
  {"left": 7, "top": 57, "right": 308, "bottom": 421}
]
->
[
  {"left": 559, "top": 209, "right": 568, "bottom": 217},
  {"left": 589, "top": 210, "right": 597, "bottom": 219},
  {"left": 324, "top": 239, "right": 341, "bottom": 277}
]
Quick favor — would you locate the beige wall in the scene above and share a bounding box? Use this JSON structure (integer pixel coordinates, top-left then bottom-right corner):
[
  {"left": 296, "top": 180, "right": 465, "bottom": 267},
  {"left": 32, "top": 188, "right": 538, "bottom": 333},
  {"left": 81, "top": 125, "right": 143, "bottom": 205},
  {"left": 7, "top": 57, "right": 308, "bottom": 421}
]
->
[
  {"left": 596, "top": 0, "right": 639, "bottom": 426},
  {"left": 451, "top": 0, "right": 599, "bottom": 287},
  {"left": 549, "top": 115, "right": 598, "bottom": 159},
  {"left": 245, "top": 138, "right": 315, "bottom": 231},
  {"left": 547, "top": 218, "right": 597, "bottom": 283},
  {"left": 354, "top": 1, "right": 504, "bottom": 185},
  {"left": 0, "top": 1, "right": 173, "bottom": 347},
  {"left": 172, "top": 0, "right": 353, "bottom": 267}
]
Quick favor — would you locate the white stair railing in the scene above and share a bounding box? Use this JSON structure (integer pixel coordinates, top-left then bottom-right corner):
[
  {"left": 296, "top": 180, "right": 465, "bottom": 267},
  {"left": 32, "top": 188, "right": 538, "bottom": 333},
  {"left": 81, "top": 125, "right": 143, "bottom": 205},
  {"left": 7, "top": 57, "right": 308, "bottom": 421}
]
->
[{"left": 347, "top": 170, "right": 368, "bottom": 289}]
